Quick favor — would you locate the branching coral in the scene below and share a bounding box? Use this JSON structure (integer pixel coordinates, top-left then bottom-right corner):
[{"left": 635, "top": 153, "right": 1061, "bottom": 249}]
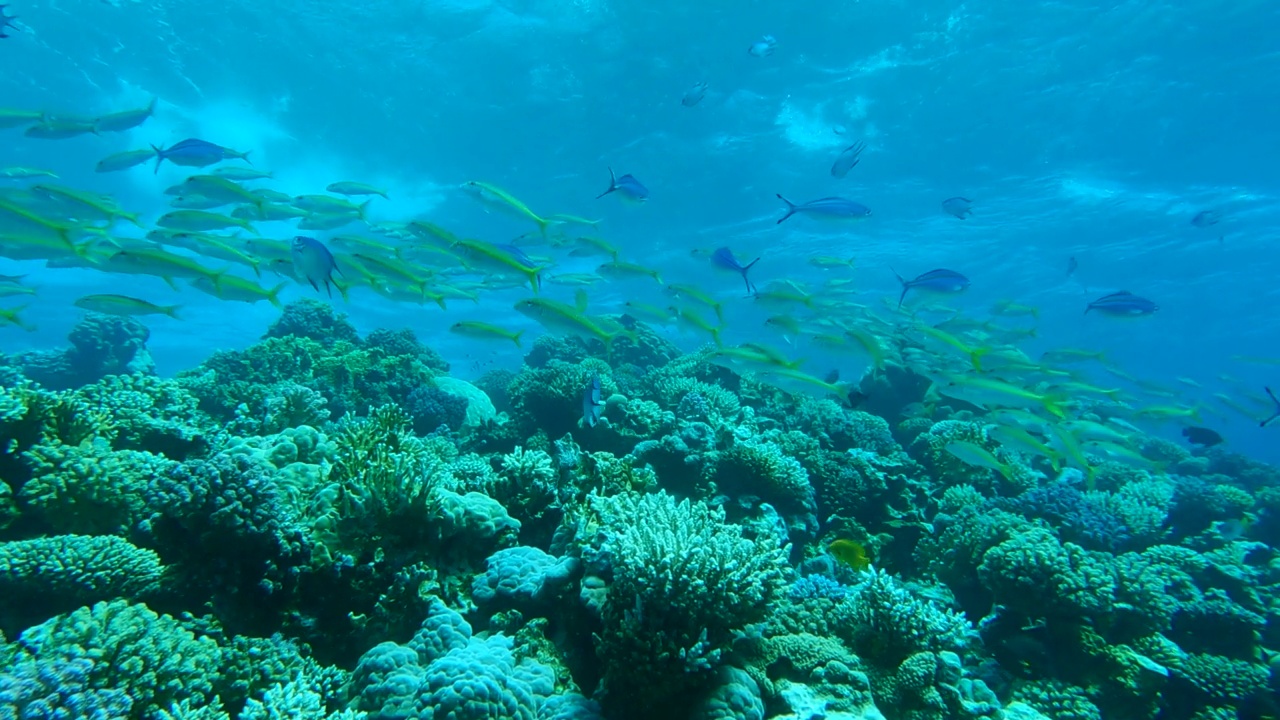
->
[{"left": 577, "top": 491, "right": 789, "bottom": 718}]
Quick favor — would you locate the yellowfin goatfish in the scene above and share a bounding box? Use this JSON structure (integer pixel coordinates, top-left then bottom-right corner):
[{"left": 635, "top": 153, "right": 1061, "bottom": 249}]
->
[
  {"left": 515, "top": 297, "right": 630, "bottom": 348},
  {"left": 190, "top": 275, "right": 286, "bottom": 307},
  {"left": 326, "top": 181, "right": 387, "bottom": 199},
  {"left": 25, "top": 118, "right": 98, "bottom": 140},
  {"left": 93, "top": 98, "right": 157, "bottom": 133},
  {"left": 157, "top": 210, "right": 257, "bottom": 234},
  {"left": 0, "top": 305, "right": 35, "bottom": 331},
  {"left": 74, "top": 294, "right": 180, "bottom": 318},
  {"left": 0, "top": 109, "right": 43, "bottom": 129},
  {"left": 461, "top": 181, "right": 550, "bottom": 236},
  {"left": 0, "top": 167, "right": 56, "bottom": 179},
  {"left": 96, "top": 149, "right": 157, "bottom": 173},
  {"left": 945, "top": 441, "right": 1015, "bottom": 483},
  {"left": 450, "top": 321, "right": 524, "bottom": 348}
]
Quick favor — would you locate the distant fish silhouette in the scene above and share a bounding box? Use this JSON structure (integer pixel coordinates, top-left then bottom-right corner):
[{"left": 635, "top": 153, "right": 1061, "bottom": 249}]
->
[
  {"left": 596, "top": 167, "right": 649, "bottom": 203},
  {"left": 1181, "top": 426, "right": 1223, "bottom": 447},
  {"left": 942, "top": 197, "right": 973, "bottom": 219},
  {"left": 830, "top": 141, "right": 866, "bottom": 178},
  {"left": 1067, "top": 256, "right": 1078, "bottom": 278},
  {"left": 0, "top": 5, "right": 17, "bottom": 38},
  {"left": 1191, "top": 209, "right": 1224, "bottom": 243}
]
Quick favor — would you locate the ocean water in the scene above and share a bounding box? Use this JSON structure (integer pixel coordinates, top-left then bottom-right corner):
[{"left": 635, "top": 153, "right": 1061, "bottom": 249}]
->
[
  {"left": 2, "top": 1, "right": 1280, "bottom": 717},
  {"left": 3, "top": 0, "right": 1279, "bottom": 461}
]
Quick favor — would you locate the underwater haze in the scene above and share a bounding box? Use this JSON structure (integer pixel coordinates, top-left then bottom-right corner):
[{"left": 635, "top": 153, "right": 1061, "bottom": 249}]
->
[{"left": 3, "top": 1, "right": 1280, "bottom": 719}]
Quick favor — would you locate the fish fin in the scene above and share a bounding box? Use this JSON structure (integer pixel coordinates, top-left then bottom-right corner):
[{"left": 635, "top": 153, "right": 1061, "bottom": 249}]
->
[
  {"left": 712, "top": 302, "right": 724, "bottom": 322},
  {"left": 334, "top": 279, "right": 351, "bottom": 302},
  {"left": 1041, "top": 395, "right": 1067, "bottom": 420},
  {"left": 249, "top": 259, "right": 261, "bottom": 278},
  {"left": 307, "top": 278, "right": 320, "bottom": 293},
  {"left": 267, "top": 282, "right": 287, "bottom": 308},
  {"left": 892, "top": 267, "right": 910, "bottom": 308},
  {"left": 775, "top": 194, "right": 797, "bottom": 223},
  {"left": 512, "top": 330, "right": 524, "bottom": 349},
  {"left": 357, "top": 199, "right": 372, "bottom": 222},
  {"left": 161, "top": 275, "right": 178, "bottom": 291},
  {"left": 711, "top": 326, "right": 723, "bottom": 347},
  {"left": 241, "top": 151, "right": 254, "bottom": 167},
  {"left": 574, "top": 289, "right": 589, "bottom": 312},
  {"left": 151, "top": 144, "right": 164, "bottom": 174},
  {"left": 164, "top": 304, "right": 183, "bottom": 320},
  {"left": 970, "top": 347, "right": 990, "bottom": 372},
  {"left": 595, "top": 167, "right": 618, "bottom": 199}
]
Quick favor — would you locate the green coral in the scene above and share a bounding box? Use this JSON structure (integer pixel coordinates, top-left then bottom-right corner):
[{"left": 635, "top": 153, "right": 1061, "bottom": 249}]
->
[
  {"left": 0, "top": 534, "right": 164, "bottom": 633},
  {"left": 977, "top": 527, "right": 1116, "bottom": 618},
  {"left": 581, "top": 490, "right": 789, "bottom": 718},
  {"left": 19, "top": 437, "right": 173, "bottom": 535},
  {"left": 14, "top": 599, "right": 222, "bottom": 719},
  {"left": 73, "top": 373, "right": 212, "bottom": 458},
  {"left": 305, "top": 405, "right": 446, "bottom": 563}
]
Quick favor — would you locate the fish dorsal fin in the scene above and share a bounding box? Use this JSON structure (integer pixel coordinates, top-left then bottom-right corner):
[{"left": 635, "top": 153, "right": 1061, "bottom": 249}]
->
[{"left": 574, "top": 289, "right": 589, "bottom": 313}]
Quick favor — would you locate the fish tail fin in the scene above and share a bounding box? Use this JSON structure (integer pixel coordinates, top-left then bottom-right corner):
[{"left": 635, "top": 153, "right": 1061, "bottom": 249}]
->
[
  {"left": 1030, "top": 307, "right": 1040, "bottom": 319},
  {"left": 711, "top": 326, "right": 723, "bottom": 347},
  {"left": 595, "top": 169, "right": 616, "bottom": 200},
  {"left": 775, "top": 194, "right": 797, "bottom": 223},
  {"left": 970, "top": 347, "right": 991, "bottom": 372},
  {"left": 151, "top": 144, "right": 164, "bottom": 174},
  {"left": 892, "top": 268, "right": 910, "bottom": 308},
  {"left": 652, "top": 271, "right": 664, "bottom": 285},
  {"left": 334, "top": 279, "right": 351, "bottom": 302},
  {"left": 249, "top": 259, "right": 261, "bottom": 278},
  {"left": 241, "top": 150, "right": 254, "bottom": 167},
  {"left": 267, "top": 282, "right": 288, "bottom": 308},
  {"left": 430, "top": 293, "right": 448, "bottom": 310},
  {"left": 163, "top": 304, "right": 183, "bottom": 320},
  {"left": 357, "top": 199, "right": 372, "bottom": 222},
  {"left": 1042, "top": 395, "right": 1068, "bottom": 420},
  {"left": 712, "top": 302, "right": 724, "bottom": 323},
  {"left": 512, "top": 330, "right": 524, "bottom": 349},
  {"left": 161, "top": 275, "right": 179, "bottom": 291}
]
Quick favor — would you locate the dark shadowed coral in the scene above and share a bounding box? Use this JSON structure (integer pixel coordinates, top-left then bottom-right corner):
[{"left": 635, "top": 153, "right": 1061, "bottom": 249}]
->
[
  {"left": 5, "top": 313, "right": 154, "bottom": 391},
  {"left": 264, "top": 299, "right": 361, "bottom": 345},
  {"left": 142, "top": 452, "right": 309, "bottom": 634}
]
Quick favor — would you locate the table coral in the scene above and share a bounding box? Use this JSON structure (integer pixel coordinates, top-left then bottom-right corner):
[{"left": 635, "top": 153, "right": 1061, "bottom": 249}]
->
[{"left": 0, "top": 534, "right": 164, "bottom": 635}]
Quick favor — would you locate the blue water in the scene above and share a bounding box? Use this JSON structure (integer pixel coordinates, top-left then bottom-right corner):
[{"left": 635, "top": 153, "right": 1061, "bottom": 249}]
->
[{"left": 2, "top": 0, "right": 1279, "bottom": 461}]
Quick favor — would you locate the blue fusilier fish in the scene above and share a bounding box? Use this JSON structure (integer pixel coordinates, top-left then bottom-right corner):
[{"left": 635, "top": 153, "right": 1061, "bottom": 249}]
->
[
  {"left": 291, "top": 235, "right": 343, "bottom": 297},
  {"left": 1191, "top": 209, "right": 1224, "bottom": 243},
  {"left": 682, "top": 82, "right": 709, "bottom": 107},
  {"left": 0, "top": 5, "right": 17, "bottom": 37},
  {"left": 748, "top": 35, "right": 776, "bottom": 57},
  {"left": 596, "top": 167, "right": 649, "bottom": 203},
  {"left": 582, "top": 374, "right": 605, "bottom": 428},
  {"left": 942, "top": 197, "right": 973, "bottom": 219},
  {"left": 775, "top": 194, "right": 872, "bottom": 224},
  {"left": 711, "top": 246, "right": 760, "bottom": 294},
  {"left": 151, "top": 138, "right": 252, "bottom": 174},
  {"left": 830, "top": 140, "right": 866, "bottom": 178},
  {"left": 1085, "top": 291, "right": 1158, "bottom": 317},
  {"left": 495, "top": 242, "right": 542, "bottom": 289},
  {"left": 893, "top": 268, "right": 970, "bottom": 308}
]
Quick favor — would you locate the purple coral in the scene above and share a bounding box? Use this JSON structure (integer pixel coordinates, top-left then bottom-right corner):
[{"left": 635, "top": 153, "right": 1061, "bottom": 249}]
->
[{"left": 1001, "top": 481, "right": 1131, "bottom": 552}]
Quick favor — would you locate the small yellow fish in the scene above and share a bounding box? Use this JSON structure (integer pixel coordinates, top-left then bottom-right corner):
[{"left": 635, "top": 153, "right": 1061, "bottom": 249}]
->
[{"left": 827, "top": 539, "right": 872, "bottom": 572}]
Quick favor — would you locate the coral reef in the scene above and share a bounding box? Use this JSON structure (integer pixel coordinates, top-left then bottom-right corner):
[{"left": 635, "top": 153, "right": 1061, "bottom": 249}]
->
[{"left": 0, "top": 303, "right": 1274, "bottom": 720}]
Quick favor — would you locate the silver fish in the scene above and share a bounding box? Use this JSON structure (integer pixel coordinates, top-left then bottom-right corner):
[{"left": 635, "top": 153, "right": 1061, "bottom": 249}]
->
[{"left": 582, "top": 374, "right": 605, "bottom": 428}]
